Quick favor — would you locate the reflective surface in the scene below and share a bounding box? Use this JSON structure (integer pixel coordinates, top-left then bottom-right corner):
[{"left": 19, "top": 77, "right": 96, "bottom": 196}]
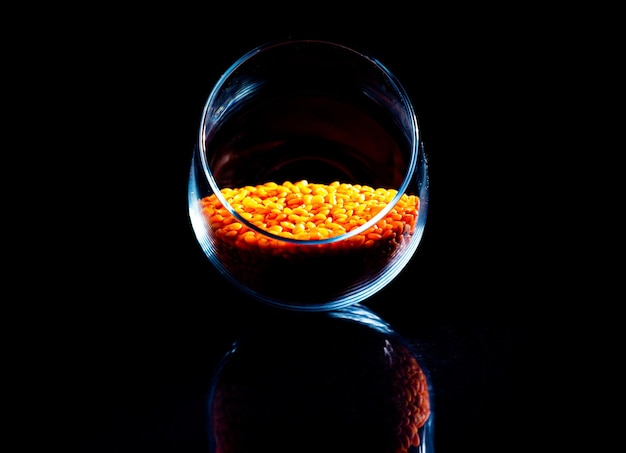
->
[
  {"left": 188, "top": 39, "right": 429, "bottom": 311},
  {"left": 207, "top": 305, "right": 433, "bottom": 453},
  {"left": 48, "top": 10, "right": 521, "bottom": 453}
]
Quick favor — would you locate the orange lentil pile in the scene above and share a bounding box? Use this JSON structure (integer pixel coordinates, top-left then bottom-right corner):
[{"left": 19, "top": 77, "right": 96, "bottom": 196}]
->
[
  {"left": 199, "top": 180, "right": 420, "bottom": 304},
  {"left": 201, "top": 180, "right": 419, "bottom": 246}
]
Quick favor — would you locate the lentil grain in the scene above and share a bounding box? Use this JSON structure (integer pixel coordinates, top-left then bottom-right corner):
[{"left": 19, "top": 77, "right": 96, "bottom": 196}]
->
[{"left": 199, "top": 180, "right": 421, "bottom": 304}]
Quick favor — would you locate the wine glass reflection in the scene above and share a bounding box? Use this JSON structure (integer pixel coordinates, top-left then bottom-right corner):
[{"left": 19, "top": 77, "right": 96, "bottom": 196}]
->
[{"left": 207, "top": 304, "right": 433, "bottom": 453}]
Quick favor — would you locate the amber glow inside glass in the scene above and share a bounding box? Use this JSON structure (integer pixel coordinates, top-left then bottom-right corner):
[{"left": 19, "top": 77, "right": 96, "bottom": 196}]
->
[{"left": 188, "top": 39, "right": 429, "bottom": 311}]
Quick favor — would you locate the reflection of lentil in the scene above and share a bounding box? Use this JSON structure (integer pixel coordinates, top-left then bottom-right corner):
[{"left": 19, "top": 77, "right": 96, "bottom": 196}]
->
[
  {"left": 209, "top": 328, "right": 431, "bottom": 453},
  {"left": 200, "top": 180, "right": 420, "bottom": 304},
  {"left": 385, "top": 339, "right": 431, "bottom": 451}
]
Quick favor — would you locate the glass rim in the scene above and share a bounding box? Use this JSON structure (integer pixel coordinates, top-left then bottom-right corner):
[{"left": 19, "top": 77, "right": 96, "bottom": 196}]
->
[{"left": 198, "top": 38, "right": 421, "bottom": 245}]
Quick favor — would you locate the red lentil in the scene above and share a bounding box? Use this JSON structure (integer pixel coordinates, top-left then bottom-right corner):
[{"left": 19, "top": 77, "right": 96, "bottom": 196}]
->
[
  {"left": 199, "top": 180, "right": 421, "bottom": 304},
  {"left": 201, "top": 180, "right": 419, "bottom": 246}
]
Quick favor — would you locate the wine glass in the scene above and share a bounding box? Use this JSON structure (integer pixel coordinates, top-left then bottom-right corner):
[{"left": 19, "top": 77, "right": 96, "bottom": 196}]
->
[{"left": 188, "top": 39, "right": 429, "bottom": 311}]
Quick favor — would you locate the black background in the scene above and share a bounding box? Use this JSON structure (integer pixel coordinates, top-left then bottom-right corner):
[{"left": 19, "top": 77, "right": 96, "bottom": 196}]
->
[{"left": 21, "top": 4, "right": 566, "bottom": 453}]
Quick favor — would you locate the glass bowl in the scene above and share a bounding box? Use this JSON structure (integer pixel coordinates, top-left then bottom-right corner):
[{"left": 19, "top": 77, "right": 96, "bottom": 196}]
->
[{"left": 188, "top": 39, "right": 429, "bottom": 311}]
